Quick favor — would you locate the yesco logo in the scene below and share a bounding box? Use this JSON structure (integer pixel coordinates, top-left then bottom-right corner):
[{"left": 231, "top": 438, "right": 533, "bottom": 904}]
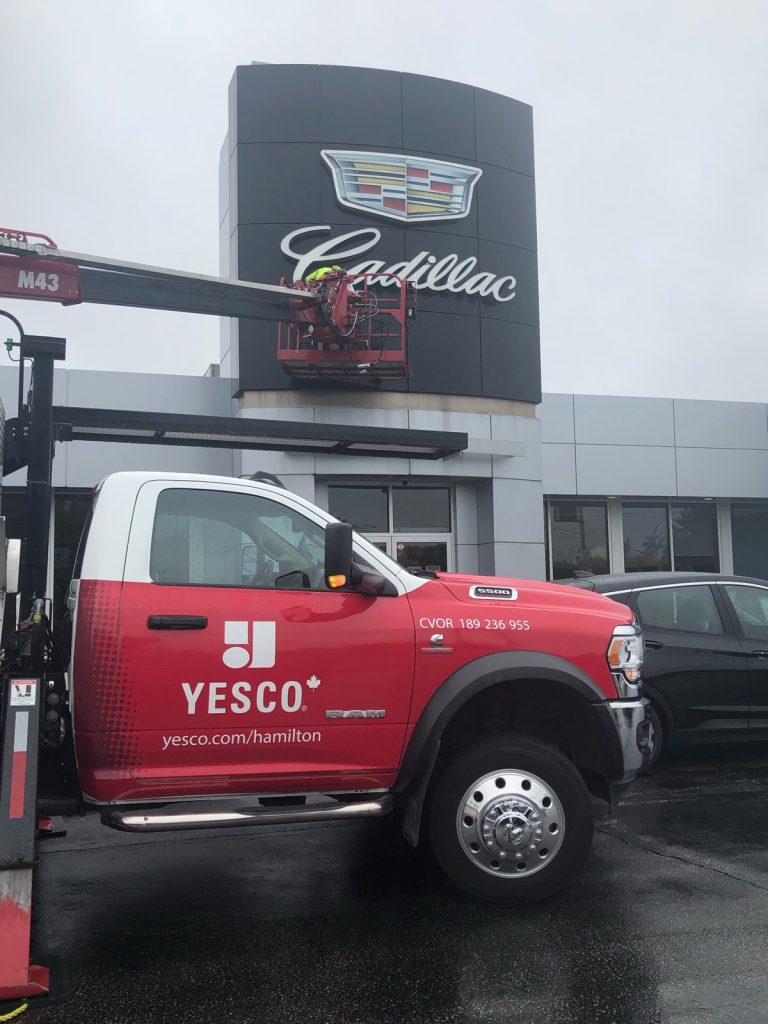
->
[
  {"left": 223, "top": 620, "right": 276, "bottom": 669},
  {"left": 181, "top": 622, "right": 321, "bottom": 717}
]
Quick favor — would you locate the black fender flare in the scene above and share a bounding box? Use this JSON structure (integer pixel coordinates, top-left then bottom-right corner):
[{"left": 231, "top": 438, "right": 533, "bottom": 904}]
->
[{"left": 394, "top": 651, "right": 621, "bottom": 845}]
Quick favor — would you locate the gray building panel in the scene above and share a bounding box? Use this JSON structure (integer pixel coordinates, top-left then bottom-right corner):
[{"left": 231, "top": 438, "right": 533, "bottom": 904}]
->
[
  {"left": 575, "top": 444, "right": 678, "bottom": 497},
  {"left": 542, "top": 443, "right": 577, "bottom": 495},
  {"left": 476, "top": 480, "right": 494, "bottom": 546},
  {"left": 676, "top": 448, "right": 768, "bottom": 499},
  {"left": 481, "top": 541, "right": 546, "bottom": 581},
  {"left": 218, "top": 134, "right": 230, "bottom": 228},
  {"left": 408, "top": 408, "right": 492, "bottom": 439},
  {"left": 538, "top": 393, "right": 574, "bottom": 444},
  {"left": 454, "top": 482, "right": 479, "bottom": 545},
  {"left": 674, "top": 399, "right": 768, "bottom": 450},
  {"left": 64, "top": 439, "right": 234, "bottom": 488},
  {"left": 489, "top": 478, "right": 545, "bottom": 545},
  {"left": 574, "top": 395, "right": 675, "bottom": 447},
  {"left": 412, "top": 453, "right": 493, "bottom": 478},
  {"left": 320, "top": 453, "right": 413, "bottom": 478},
  {"left": 65, "top": 370, "right": 233, "bottom": 416},
  {"left": 315, "top": 405, "right": 410, "bottom": 431},
  {"left": 456, "top": 543, "right": 480, "bottom": 575},
  {"left": 541, "top": 392, "right": 768, "bottom": 500},
  {"left": 238, "top": 446, "right": 317, "bottom": 481},
  {"left": 490, "top": 415, "right": 541, "bottom": 481}
]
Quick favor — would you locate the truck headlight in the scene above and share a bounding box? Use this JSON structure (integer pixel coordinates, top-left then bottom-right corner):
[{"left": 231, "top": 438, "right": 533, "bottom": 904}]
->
[{"left": 607, "top": 624, "right": 644, "bottom": 698}]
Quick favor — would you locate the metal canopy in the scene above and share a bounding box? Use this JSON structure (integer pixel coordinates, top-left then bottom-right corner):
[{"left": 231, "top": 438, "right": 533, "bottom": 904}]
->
[{"left": 46, "top": 406, "right": 467, "bottom": 460}]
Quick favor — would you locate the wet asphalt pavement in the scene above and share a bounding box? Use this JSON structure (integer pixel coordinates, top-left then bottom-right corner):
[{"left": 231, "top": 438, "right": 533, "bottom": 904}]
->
[{"left": 12, "top": 745, "right": 768, "bottom": 1024}]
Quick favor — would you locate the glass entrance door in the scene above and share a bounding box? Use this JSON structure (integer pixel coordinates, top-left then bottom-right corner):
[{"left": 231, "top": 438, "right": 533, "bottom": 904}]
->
[
  {"left": 395, "top": 539, "right": 449, "bottom": 573},
  {"left": 328, "top": 484, "right": 454, "bottom": 574},
  {"left": 365, "top": 536, "right": 452, "bottom": 573}
]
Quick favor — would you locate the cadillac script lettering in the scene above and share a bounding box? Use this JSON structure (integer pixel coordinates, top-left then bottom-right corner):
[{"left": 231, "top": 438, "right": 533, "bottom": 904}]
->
[{"left": 280, "top": 226, "right": 517, "bottom": 303}]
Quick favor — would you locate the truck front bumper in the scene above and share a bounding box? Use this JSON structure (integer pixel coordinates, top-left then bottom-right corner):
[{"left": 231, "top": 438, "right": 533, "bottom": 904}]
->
[{"left": 607, "top": 698, "right": 651, "bottom": 785}]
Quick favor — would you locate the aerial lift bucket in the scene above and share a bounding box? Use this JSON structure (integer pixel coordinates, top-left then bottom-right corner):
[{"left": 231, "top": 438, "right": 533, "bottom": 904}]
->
[{"left": 277, "top": 272, "right": 416, "bottom": 382}]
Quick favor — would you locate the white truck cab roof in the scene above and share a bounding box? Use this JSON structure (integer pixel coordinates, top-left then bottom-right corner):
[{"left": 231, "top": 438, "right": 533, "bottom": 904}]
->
[{"left": 79, "top": 471, "right": 426, "bottom": 594}]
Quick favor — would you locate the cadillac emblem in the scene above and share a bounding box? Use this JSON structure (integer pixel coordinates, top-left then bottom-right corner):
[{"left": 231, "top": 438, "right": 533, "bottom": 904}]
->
[{"left": 321, "top": 150, "right": 482, "bottom": 224}]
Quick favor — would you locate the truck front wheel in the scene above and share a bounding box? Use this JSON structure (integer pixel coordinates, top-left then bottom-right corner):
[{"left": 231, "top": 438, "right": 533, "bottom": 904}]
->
[{"left": 427, "top": 735, "right": 593, "bottom": 903}]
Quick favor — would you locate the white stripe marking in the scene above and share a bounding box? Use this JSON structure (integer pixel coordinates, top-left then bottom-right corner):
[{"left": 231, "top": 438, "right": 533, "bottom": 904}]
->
[{"left": 13, "top": 711, "right": 29, "bottom": 753}]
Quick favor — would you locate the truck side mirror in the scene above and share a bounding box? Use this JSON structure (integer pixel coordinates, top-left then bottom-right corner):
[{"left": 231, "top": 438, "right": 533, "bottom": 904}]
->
[{"left": 325, "top": 522, "right": 353, "bottom": 589}]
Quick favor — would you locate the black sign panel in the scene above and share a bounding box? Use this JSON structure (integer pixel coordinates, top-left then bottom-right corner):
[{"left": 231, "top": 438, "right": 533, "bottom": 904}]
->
[{"left": 223, "top": 65, "right": 540, "bottom": 402}]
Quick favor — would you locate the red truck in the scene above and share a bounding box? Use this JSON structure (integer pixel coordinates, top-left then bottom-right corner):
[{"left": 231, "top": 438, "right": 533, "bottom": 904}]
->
[{"left": 51, "top": 470, "right": 648, "bottom": 903}]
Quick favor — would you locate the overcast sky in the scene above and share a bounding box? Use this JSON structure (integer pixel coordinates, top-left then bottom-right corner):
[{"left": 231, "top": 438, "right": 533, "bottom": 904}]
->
[{"left": 2, "top": 1, "right": 767, "bottom": 401}]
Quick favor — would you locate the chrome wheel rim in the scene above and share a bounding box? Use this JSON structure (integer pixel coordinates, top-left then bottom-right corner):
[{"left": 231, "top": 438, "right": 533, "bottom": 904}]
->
[{"left": 456, "top": 769, "right": 565, "bottom": 878}]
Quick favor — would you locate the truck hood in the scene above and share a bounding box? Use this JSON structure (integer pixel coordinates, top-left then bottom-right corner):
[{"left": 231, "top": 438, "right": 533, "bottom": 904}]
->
[{"left": 432, "top": 572, "right": 633, "bottom": 624}]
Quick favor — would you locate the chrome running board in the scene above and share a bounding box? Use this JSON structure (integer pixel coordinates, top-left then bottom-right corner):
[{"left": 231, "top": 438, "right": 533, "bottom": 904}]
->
[{"left": 102, "top": 794, "right": 393, "bottom": 833}]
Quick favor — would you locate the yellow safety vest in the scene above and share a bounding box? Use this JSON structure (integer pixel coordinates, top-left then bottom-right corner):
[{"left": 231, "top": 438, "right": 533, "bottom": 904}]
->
[{"left": 305, "top": 266, "right": 341, "bottom": 284}]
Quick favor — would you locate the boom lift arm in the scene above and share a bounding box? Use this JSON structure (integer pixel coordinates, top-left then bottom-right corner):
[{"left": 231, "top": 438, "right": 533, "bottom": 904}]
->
[
  {"left": 0, "top": 228, "right": 315, "bottom": 320},
  {"left": 0, "top": 229, "right": 415, "bottom": 381}
]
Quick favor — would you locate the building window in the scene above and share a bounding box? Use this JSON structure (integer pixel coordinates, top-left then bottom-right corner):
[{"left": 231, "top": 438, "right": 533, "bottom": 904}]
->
[
  {"left": 327, "top": 486, "right": 388, "bottom": 533},
  {"left": 328, "top": 484, "right": 454, "bottom": 573},
  {"left": 622, "top": 503, "right": 671, "bottom": 573},
  {"left": 671, "top": 503, "right": 719, "bottom": 572},
  {"left": 621, "top": 501, "right": 719, "bottom": 574},
  {"left": 731, "top": 504, "right": 768, "bottom": 579},
  {"left": 392, "top": 487, "right": 451, "bottom": 533},
  {"left": 548, "top": 501, "right": 609, "bottom": 580}
]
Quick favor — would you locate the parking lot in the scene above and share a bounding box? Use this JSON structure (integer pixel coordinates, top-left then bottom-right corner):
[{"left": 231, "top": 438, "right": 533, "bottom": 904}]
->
[{"left": 16, "top": 745, "right": 768, "bottom": 1024}]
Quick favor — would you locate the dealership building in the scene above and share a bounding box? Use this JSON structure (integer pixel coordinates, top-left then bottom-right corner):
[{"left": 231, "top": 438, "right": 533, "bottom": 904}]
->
[{"left": 4, "top": 64, "right": 768, "bottom": 609}]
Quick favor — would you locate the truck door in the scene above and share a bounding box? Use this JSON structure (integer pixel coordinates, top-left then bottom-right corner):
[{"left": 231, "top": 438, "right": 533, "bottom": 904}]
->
[{"left": 114, "top": 481, "right": 415, "bottom": 802}]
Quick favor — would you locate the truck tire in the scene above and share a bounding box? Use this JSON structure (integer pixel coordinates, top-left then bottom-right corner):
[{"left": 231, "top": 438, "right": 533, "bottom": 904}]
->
[{"left": 427, "top": 735, "right": 593, "bottom": 903}]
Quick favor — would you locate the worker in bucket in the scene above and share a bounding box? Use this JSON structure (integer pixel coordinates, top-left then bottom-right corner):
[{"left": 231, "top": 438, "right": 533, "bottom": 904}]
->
[
  {"left": 305, "top": 264, "right": 344, "bottom": 286},
  {"left": 305, "top": 265, "right": 358, "bottom": 298}
]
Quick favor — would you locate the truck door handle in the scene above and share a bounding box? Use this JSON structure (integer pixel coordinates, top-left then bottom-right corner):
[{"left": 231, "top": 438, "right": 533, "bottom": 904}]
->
[
  {"left": 645, "top": 640, "right": 664, "bottom": 650},
  {"left": 147, "top": 615, "right": 208, "bottom": 630},
  {"left": 751, "top": 650, "right": 768, "bottom": 659}
]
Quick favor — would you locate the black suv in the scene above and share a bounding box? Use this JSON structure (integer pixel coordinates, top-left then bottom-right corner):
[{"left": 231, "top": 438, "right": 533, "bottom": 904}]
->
[{"left": 561, "top": 572, "right": 768, "bottom": 765}]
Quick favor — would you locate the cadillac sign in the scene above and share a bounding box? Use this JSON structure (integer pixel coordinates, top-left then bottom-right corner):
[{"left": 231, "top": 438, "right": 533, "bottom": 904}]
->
[{"left": 278, "top": 151, "right": 518, "bottom": 304}]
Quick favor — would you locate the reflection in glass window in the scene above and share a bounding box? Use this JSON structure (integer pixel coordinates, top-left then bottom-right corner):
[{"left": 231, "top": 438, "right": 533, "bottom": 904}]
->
[
  {"left": 622, "top": 504, "right": 671, "bottom": 573},
  {"left": 328, "top": 486, "right": 388, "bottom": 532},
  {"left": 672, "top": 503, "right": 719, "bottom": 572},
  {"left": 724, "top": 584, "right": 768, "bottom": 641},
  {"left": 636, "top": 585, "right": 723, "bottom": 634},
  {"left": 395, "top": 540, "right": 448, "bottom": 573},
  {"left": 151, "top": 488, "right": 326, "bottom": 590},
  {"left": 731, "top": 504, "right": 768, "bottom": 579},
  {"left": 549, "top": 502, "right": 608, "bottom": 579},
  {"left": 393, "top": 488, "right": 451, "bottom": 533}
]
